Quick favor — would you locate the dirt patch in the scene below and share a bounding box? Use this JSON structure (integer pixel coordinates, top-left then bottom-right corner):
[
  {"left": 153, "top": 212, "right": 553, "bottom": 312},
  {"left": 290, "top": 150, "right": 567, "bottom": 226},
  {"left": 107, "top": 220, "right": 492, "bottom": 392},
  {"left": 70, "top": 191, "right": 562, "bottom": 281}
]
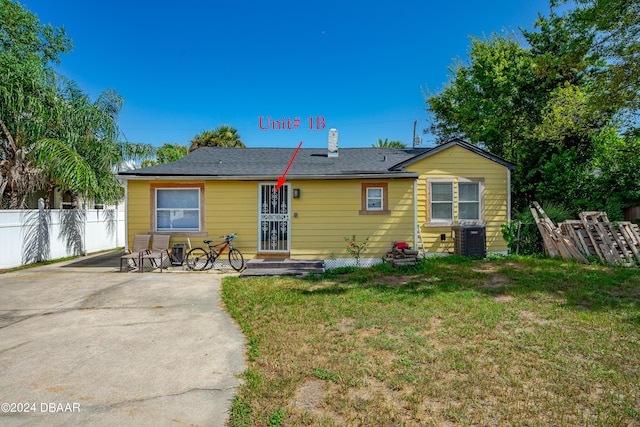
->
[
  {"left": 373, "top": 275, "right": 420, "bottom": 287},
  {"left": 419, "top": 316, "right": 446, "bottom": 352},
  {"left": 307, "top": 281, "right": 338, "bottom": 292},
  {"left": 337, "top": 317, "right": 355, "bottom": 332},
  {"left": 519, "top": 310, "right": 552, "bottom": 326},
  {"left": 428, "top": 316, "right": 443, "bottom": 333},
  {"left": 348, "top": 377, "right": 387, "bottom": 401},
  {"left": 292, "top": 379, "right": 327, "bottom": 414},
  {"left": 493, "top": 294, "right": 515, "bottom": 303},
  {"left": 474, "top": 262, "right": 525, "bottom": 272},
  {"left": 473, "top": 263, "right": 517, "bottom": 289},
  {"left": 543, "top": 294, "right": 568, "bottom": 305},
  {"left": 482, "top": 274, "right": 511, "bottom": 288}
]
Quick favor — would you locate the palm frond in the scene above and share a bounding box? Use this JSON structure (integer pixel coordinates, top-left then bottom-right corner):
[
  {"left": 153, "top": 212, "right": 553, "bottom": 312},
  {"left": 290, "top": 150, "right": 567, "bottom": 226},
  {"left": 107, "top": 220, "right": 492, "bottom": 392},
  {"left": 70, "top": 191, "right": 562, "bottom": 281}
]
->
[
  {"left": 35, "top": 137, "right": 98, "bottom": 197},
  {"left": 120, "top": 142, "right": 156, "bottom": 162}
]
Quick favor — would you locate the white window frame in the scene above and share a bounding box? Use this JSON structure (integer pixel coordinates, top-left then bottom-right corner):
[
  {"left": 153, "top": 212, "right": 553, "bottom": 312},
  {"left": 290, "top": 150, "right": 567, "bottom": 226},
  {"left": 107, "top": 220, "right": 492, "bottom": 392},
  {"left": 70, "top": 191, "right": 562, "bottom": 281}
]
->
[
  {"left": 366, "top": 187, "right": 384, "bottom": 211},
  {"left": 457, "top": 178, "right": 484, "bottom": 225},
  {"left": 155, "top": 188, "right": 201, "bottom": 232},
  {"left": 458, "top": 181, "right": 480, "bottom": 222},
  {"left": 360, "top": 182, "right": 389, "bottom": 215},
  {"left": 428, "top": 180, "right": 454, "bottom": 224}
]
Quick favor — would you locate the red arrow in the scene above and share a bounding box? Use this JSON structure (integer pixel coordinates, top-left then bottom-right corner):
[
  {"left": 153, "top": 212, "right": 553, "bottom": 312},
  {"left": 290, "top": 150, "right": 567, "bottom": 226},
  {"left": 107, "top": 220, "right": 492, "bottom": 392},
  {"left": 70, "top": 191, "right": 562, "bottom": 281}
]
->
[{"left": 275, "top": 141, "right": 303, "bottom": 191}]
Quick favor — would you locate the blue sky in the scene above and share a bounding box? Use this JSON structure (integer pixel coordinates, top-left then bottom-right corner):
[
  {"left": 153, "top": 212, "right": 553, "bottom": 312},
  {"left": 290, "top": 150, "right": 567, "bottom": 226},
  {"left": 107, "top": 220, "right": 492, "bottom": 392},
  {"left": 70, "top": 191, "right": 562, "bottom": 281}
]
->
[{"left": 24, "top": 0, "right": 551, "bottom": 149}]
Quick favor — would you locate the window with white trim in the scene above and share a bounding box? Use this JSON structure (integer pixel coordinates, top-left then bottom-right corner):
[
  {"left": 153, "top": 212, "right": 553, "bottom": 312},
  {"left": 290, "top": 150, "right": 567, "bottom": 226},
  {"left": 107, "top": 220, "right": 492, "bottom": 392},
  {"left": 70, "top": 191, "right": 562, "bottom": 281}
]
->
[
  {"left": 366, "top": 187, "right": 383, "bottom": 211},
  {"left": 360, "top": 182, "right": 389, "bottom": 215},
  {"left": 458, "top": 181, "right": 480, "bottom": 221},
  {"left": 155, "top": 188, "right": 200, "bottom": 232},
  {"left": 430, "top": 181, "right": 453, "bottom": 222}
]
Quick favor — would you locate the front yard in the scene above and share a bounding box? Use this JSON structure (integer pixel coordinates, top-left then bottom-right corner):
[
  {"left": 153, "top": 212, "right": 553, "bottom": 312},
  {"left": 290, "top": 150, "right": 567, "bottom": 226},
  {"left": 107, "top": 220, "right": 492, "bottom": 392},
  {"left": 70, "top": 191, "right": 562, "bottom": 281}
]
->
[{"left": 221, "top": 256, "right": 640, "bottom": 426}]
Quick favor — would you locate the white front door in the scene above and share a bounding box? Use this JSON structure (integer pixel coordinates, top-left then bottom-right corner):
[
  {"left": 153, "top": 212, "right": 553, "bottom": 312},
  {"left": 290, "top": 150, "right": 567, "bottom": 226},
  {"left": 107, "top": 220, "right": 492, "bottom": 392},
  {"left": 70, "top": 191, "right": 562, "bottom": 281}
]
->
[{"left": 258, "top": 183, "right": 290, "bottom": 253}]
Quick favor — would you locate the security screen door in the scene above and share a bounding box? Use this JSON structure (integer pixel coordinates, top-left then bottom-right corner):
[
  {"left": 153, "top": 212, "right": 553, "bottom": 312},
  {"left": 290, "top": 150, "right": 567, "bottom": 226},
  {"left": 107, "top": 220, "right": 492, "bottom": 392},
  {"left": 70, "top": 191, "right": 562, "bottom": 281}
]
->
[{"left": 259, "top": 183, "right": 290, "bottom": 253}]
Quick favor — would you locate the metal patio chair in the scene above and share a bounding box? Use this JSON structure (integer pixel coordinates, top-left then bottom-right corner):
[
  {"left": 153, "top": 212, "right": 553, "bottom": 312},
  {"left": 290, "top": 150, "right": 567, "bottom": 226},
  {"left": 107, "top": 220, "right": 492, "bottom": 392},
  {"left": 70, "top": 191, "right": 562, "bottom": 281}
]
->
[
  {"left": 141, "top": 234, "right": 171, "bottom": 272},
  {"left": 120, "top": 234, "right": 151, "bottom": 272}
]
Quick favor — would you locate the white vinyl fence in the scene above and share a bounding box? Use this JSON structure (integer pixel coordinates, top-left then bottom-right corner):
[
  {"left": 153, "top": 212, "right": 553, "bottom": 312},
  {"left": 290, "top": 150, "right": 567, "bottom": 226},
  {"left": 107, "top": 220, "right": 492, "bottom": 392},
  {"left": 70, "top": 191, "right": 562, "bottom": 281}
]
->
[{"left": 0, "top": 199, "right": 124, "bottom": 270}]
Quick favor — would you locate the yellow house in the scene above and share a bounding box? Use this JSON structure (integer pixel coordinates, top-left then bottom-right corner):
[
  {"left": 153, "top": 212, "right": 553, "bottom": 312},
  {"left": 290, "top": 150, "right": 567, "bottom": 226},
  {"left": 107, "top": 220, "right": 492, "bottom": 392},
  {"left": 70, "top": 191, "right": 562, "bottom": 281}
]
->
[{"left": 119, "top": 138, "right": 514, "bottom": 268}]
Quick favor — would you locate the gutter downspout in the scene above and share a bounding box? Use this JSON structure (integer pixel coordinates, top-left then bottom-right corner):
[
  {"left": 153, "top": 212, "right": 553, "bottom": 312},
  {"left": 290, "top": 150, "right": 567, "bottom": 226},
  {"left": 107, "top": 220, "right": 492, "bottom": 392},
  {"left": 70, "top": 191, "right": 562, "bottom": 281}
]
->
[
  {"left": 123, "top": 179, "right": 129, "bottom": 252},
  {"left": 414, "top": 178, "right": 418, "bottom": 251},
  {"left": 115, "top": 201, "right": 119, "bottom": 248},
  {"left": 507, "top": 169, "right": 512, "bottom": 224},
  {"left": 83, "top": 202, "right": 88, "bottom": 255}
]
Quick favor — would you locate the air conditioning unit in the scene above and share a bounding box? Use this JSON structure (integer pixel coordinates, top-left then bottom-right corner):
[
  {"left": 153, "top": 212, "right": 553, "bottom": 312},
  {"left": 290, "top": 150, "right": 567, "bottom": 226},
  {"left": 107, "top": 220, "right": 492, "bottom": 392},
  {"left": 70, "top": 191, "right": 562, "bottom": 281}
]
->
[
  {"left": 452, "top": 225, "right": 486, "bottom": 258},
  {"left": 171, "top": 243, "right": 187, "bottom": 266}
]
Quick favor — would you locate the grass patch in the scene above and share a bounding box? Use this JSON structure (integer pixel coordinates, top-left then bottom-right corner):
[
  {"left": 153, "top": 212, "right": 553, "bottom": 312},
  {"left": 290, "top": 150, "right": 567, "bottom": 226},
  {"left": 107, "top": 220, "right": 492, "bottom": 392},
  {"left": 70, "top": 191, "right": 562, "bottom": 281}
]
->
[{"left": 222, "top": 256, "right": 640, "bottom": 426}]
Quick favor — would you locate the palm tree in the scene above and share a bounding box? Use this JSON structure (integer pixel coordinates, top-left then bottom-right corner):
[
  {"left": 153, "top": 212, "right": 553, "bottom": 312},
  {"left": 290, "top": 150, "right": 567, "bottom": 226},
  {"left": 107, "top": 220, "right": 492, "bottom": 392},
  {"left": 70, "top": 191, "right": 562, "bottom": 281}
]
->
[
  {"left": 0, "top": 2, "right": 153, "bottom": 208},
  {"left": 140, "top": 142, "right": 188, "bottom": 167},
  {"left": 189, "top": 125, "right": 245, "bottom": 151},
  {"left": 0, "top": 0, "right": 71, "bottom": 208},
  {"left": 35, "top": 78, "right": 128, "bottom": 206},
  {"left": 1, "top": 64, "right": 57, "bottom": 208},
  {"left": 372, "top": 138, "right": 406, "bottom": 148}
]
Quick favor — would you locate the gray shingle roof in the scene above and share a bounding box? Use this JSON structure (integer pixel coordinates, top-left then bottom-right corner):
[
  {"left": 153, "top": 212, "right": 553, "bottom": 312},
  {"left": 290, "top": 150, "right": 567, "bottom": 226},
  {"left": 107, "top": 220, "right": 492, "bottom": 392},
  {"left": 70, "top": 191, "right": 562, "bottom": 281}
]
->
[
  {"left": 120, "top": 147, "right": 425, "bottom": 178},
  {"left": 119, "top": 139, "right": 514, "bottom": 179}
]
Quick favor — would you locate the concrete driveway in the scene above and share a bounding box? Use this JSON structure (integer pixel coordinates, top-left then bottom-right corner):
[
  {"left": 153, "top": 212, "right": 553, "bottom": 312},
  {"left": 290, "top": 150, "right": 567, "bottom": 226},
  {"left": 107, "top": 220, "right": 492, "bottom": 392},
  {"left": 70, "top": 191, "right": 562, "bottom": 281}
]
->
[{"left": 0, "top": 251, "right": 246, "bottom": 426}]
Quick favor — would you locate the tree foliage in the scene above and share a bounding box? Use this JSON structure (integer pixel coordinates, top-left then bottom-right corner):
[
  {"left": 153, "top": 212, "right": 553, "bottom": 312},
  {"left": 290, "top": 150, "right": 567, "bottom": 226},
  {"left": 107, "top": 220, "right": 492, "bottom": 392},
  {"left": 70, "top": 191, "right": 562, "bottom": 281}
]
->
[
  {"left": 372, "top": 138, "right": 406, "bottom": 148},
  {"left": 140, "top": 143, "right": 188, "bottom": 167},
  {"left": 426, "top": 33, "right": 539, "bottom": 159},
  {"left": 0, "top": 0, "right": 150, "bottom": 208},
  {"left": 120, "top": 141, "right": 156, "bottom": 163},
  {"left": 554, "top": 0, "right": 640, "bottom": 118},
  {"left": 0, "top": 0, "right": 71, "bottom": 65},
  {"left": 189, "top": 125, "right": 245, "bottom": 151},
  {"left": 0, "top": 0, "right": 71, "bottom": 207},
  {"left": 424, "top": 3, "right": 640, "bottom": 218},
  {"left": 33, "top": 78, "right": 126, "bottom": 204}
]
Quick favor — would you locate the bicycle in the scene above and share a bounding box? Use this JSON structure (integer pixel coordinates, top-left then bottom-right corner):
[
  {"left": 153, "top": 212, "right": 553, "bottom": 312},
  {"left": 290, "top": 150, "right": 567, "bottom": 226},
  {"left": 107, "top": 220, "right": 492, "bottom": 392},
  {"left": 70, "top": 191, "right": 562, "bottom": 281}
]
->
[{"left": 185, "top": 233, "right": 245, "bottom": 272}]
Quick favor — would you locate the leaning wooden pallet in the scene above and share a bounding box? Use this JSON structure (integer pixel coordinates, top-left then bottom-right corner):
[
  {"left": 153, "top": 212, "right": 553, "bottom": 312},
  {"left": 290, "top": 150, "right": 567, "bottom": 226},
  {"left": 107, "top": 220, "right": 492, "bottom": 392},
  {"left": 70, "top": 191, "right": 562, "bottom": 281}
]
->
[
  {"left": 531, "top": 202, "right": 640, "bottom": 267},
  {"left": 579, "top": 211, "right": 616, "bottom": 263},
  {"left": 560, "top": 221, "right": 593, "bottom": 255},
  {"left": 531, "top": 202, "right": 588, "bottom": 263},
  {"left": 617, "top": 222, "right": 640, "bottom": 264},
  {"left": 530, "top": 206, "right": 561, "bottom": 258},
  {"left": 579, "top": 211, "right": 637, "bottom": 266}
]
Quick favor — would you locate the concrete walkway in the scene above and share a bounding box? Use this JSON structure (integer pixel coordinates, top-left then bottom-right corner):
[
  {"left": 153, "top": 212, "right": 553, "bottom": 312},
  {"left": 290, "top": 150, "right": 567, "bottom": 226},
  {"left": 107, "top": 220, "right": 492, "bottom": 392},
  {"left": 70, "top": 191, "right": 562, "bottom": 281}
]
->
[{"left": 0, "top": 251, "right": 246, "bottom": 426}]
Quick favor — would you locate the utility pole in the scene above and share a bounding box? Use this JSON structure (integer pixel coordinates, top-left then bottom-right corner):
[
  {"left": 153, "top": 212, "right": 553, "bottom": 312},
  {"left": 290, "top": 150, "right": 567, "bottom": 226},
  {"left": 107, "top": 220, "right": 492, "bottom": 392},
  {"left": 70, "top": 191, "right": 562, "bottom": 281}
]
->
[{"left": 412, "top": 119, "right": 417, "bottom": 148}]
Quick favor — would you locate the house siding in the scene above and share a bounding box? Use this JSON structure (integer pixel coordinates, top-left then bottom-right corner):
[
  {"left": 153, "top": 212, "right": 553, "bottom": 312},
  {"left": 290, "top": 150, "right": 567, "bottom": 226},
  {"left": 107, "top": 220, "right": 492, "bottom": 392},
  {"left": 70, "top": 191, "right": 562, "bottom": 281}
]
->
[
  {"left": 288, "top": 179, "right": 414, "bottom": 259},
  {"left": 127, "top": 180, "right": 258, "bottom": 256},
  {"left": 202, "top": 181, "right": 258, "bottom": 256},
  {"left": 126, "top": 180, "right": 152, "bottom": 248},
  {"left": 126, "top": 178, "right": 414, "bottom": 260},
  {"left": 405, "top": 145, "right": 509, "bottom": 253}
]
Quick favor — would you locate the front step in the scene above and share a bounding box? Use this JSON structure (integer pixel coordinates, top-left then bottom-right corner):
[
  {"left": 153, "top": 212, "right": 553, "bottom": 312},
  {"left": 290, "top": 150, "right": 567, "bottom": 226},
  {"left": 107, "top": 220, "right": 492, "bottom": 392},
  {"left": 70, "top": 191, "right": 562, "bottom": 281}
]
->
[{"left": 239, "top": 259, "right": 325, "bottom": 278}]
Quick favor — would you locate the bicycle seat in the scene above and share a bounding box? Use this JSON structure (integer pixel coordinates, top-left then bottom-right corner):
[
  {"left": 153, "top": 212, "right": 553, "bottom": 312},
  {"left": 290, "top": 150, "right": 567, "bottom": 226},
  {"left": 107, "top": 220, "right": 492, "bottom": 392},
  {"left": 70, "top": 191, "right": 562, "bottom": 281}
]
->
[{"left": 203, "top": 240, "right": 213, "bottom": 244}]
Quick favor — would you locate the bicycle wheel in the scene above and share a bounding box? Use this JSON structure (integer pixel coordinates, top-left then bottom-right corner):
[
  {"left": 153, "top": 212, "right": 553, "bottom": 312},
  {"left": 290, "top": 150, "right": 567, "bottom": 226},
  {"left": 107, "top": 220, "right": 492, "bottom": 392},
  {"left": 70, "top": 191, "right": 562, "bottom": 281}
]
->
[
  {"left": 228, "top": 248, "right": 245, "bottom": 271},
  {"left": 185, "top": 248, "right": 210, "bottom": 271}
]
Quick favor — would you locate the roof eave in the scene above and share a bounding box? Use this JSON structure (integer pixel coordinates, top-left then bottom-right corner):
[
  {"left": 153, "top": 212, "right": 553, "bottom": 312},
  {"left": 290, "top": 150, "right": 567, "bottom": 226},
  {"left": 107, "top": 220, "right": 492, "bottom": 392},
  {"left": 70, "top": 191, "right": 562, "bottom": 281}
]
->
[
  {"left": 119, "top": 172, "right": 419, "bottom": 181},
  {"left": 390, "top": 138, "right": 516, "bottom": 170}
]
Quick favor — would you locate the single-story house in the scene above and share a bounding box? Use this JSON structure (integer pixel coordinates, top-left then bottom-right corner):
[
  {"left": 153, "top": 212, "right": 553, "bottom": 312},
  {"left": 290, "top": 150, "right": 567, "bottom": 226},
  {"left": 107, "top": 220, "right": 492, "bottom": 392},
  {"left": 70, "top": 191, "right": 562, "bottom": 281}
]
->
[{"left": 119, "top": 136, "right": 515, "bottom": 267}]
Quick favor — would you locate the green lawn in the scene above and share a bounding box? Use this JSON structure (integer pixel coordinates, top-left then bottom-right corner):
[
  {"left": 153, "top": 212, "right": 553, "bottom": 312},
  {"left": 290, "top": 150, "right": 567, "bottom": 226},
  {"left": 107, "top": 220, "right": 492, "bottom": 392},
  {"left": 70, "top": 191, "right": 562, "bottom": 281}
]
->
[{"left": 221, "top": 256, "right": 640, "bottom": 426}]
